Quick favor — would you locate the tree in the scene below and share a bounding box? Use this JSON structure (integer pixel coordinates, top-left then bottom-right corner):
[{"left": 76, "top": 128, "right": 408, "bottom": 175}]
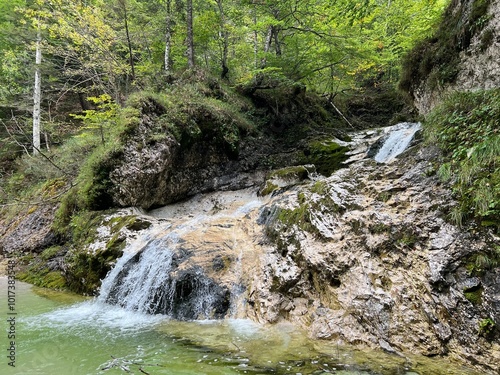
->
[
  {"left": 186, "top": 0, "right": 194, "bottom": 68},
  {"left": 165, "top": 0, "right": 173, "bottom": 73},
  {"left": 32, "top": 18, "right": 41, "bottom": 155},
  {"left": 215, "top": 0, "right": 229, "bottom": 79}
]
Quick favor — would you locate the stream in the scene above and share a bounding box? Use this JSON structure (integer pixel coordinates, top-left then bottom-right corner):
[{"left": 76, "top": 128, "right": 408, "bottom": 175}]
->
[
  {"left": 0, "top": 123, "right": 487, "bottom": 374},
  {"left": 0, "top": 277, "right": 481, "bottom": 375}
]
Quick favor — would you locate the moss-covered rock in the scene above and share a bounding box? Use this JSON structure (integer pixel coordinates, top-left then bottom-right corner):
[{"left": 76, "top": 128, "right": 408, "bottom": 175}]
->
[
  {"left": 18, "top": 246, "right": 68, "bottom": 290},
  {"left": 60, "top": 213, "right": 151, "bottom": 295},
  {"left": 302, "top": 140, "right": 349, "bottom": 176}
]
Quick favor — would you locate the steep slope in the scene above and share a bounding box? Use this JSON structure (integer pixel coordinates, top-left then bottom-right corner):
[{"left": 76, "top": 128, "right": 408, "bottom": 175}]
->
[{"left": 400, "top": 0, "right": 500, "bottom": 113}]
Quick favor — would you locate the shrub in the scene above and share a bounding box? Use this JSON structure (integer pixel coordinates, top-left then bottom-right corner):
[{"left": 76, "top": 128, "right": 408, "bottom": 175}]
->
[{"left": 424, "top": 89, "right": 499, "bottom": 232}]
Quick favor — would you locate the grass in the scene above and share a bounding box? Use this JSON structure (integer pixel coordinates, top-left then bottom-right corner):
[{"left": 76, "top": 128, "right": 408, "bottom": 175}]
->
[{"left": 424, "top": 89, "right": 499, "bottom": 232}]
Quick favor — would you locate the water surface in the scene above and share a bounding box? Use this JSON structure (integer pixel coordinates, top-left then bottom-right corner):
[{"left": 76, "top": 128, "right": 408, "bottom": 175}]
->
[{"left": 0, "top": 278, "right": 483, "bottom": 375}]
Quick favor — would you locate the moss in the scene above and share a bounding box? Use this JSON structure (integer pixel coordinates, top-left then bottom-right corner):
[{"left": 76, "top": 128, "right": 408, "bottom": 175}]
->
[
  {"left": 302, "top": 140, "right": 349, "bottom": 176},
  {"left": 310, "top": 181, "right": 327, "bottom": 195},
  {"left": 269, "top": 165, "right": 309, "bottom": 180},
  {"left": 17, "top": 246, "right": 68, "bottom": 290},
  {"left": 464, "top": 288, "right": 483, "bottom": 305},
  {"left": 79, "top": 147, "right": 123, "bottom": 210},
  {"left": 478, "top": 317, "right": 496, "bottom": 337},
  {"left": 260, "top": 181, "right": 279, "bottom": 196},
  {"left": 260, "top": 166, "right": 312, "bottom": 196}
]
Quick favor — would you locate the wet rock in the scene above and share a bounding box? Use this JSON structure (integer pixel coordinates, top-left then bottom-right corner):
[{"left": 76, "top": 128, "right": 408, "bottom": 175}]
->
[
  {"left": 249, "top": 141, "right": 499, "bottom": 373},
  {"left": 0, "top": 204, "right": 58, "bottom": 255},
  {"left": 171, "top": 267, "right": 231, "bottom": 320}
]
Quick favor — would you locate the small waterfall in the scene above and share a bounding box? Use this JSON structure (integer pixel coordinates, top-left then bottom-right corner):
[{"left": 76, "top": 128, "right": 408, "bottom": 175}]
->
[
  {"left": 97, "top": 231, "right": 179, "bottom": 315},
  {"left": 94, "top": 123, "right": 422, "bottom": 320},
  {"left": 372, "top": 122, "right": 421, "bottom": 163},
  {"left": 97, "top": 191, "right": 264, "bottom": 320}
]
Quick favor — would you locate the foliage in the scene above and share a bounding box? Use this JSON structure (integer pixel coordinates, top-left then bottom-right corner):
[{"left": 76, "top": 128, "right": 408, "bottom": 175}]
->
[
  {"left": 478, "top": 317, "right": 496, "bottom": 337},
  {"left": 0, "top": 0, "right": 447, "bottom": 116},
  {"left": 71, "top": 94, "right": 120, "bottom": 145},
  {"left": 424, "top": 89, "right": 500, "bottom": 232},
  {"left": 400, "top": 0, "right": 493, "bottom": 96}
]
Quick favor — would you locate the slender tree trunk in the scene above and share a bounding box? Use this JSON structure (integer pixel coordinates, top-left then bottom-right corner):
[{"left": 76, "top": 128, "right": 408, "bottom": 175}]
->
[
  {"left": 273, "top": 26, "right": 281, "bottom": 56},
  {"left": 120, "top": 0, "right": 135, "bottom": 82},
  {"left": 263, "top": 26, "right": 273, "bottom": 54},
  {"left": 261, "top": 25, "right": 273, "bottom": 68},
  {"left": 253, "top": 5, "right": 258, "bottom": 68},
  {"left": 216, "top": 0, "right": 228, "bottom": 79},
  {"left": 186, "top": 0, "right": 194, "bottom": 68},
  {"left": 164, "top": 0, "right": 172, "bottom": 73},
  {"left": 33, "top": 22, "right": 42, "bottom": 156}
]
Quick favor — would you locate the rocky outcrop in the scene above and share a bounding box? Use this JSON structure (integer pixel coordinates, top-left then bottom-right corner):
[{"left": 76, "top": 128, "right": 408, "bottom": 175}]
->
[
  {"left": 407, "top": 0, "right": 500, "bottom": 114},
  {"left": 248, "top": 139, "right": 499, "bottom": 373},
  {"left": 85, "top": 125, "right": 498, "bottom": 373},
  {"left": 0, "top": 204, "right": 58, "bottom": 255},
  {"left": 105, "top": 102, "right": 261, "bottom": 210}
]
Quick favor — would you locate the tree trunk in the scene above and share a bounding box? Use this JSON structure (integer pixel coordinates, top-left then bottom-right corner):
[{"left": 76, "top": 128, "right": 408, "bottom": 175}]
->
[
  {"left": 273, "top": 26, "right": 282, "bottom": 56},
  {"left": 165, "top": 0, "right": 172, "bottom": 73},
  {"left": 33, "top": 23, "right": 42, "bottom": 156},
  {"left": 216, "top": 0, "right": 228, "bottom": 79},
  {"left": 186, "top": 0, "right": 194, "bottom": 68},
  {"left": 253, "top": 5, "right": 258, "bottom": 68},
  {"left": 261, "top": 25, "right": 273, "bottom": 68},
  {"left": 121, "top": 0, "right": 135, "bottom": 82}
]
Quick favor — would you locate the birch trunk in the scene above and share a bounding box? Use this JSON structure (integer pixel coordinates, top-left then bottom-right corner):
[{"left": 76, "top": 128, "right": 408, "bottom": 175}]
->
[{"left": 33, "top": 24, "right": 42, "bottom": 156}]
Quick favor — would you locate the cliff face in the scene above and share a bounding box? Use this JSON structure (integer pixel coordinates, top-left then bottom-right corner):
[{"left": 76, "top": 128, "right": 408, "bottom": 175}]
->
[{"left": 404, "top": 0, "right": 500, "bottom": 113}]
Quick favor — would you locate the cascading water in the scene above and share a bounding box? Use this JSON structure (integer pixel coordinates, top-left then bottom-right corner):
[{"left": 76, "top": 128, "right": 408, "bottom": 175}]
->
[
  {"left": 96, "top": 192, "right": 264, "bottom": 320},
  {"left": 4, "top": 122, "right": 488, "bottom": 374},
  {"left": 95, "top": 123, "right": 423, "bottom": 321},
  {"left": 372, "top": 122, "right": 421, "bottom": 163}
]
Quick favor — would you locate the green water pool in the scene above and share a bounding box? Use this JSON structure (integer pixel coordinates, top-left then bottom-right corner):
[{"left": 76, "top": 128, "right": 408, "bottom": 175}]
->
[{"left": 0, "top": 277, "right": 483, "bottom": 375}]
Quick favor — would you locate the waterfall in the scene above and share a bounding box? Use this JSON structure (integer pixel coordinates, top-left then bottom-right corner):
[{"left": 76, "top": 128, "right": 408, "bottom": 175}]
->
[
  {"left": 372, "top": 122, "right": 421, "bottom": 163},
  {"left": 94, "top": 123, "right": 422, "bottom": 321},
  {"left": 96, "top": 191, "right": 264, "bottom": 320}
]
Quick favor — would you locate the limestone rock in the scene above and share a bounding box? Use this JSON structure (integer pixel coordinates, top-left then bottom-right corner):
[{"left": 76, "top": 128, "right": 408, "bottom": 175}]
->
[
  {"left": 249, "top": 141, "right": 499, "bottom": 373},
  {"left": 0, "top": 204, "right": 58, "bottom": 255},
  {"left": 413, "top": 0, "right": 500, "bottom": 114}
]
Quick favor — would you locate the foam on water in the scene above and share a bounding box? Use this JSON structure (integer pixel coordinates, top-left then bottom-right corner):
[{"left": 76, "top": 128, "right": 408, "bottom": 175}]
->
[{"left": 24, "top": 300, "right": 165, "bottom": 332}]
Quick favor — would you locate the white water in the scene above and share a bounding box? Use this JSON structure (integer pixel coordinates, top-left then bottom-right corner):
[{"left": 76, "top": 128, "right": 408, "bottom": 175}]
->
[
  {"left": 96, "top": 190, "right": 265, "bottom": 319},
  {"left": 96, "top": 124, "right": 422, "bottom": 318},
  {"left": 374, "top": 122, "right": 421, "bottom": 163}
]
